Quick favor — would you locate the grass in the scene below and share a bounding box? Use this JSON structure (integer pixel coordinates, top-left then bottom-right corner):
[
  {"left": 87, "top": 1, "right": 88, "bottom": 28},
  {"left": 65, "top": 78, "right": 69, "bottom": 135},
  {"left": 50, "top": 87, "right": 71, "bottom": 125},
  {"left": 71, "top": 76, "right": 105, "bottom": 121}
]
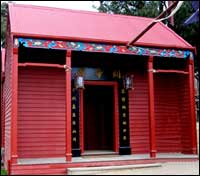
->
[{"left": 1, "top": 168, "right": 7, "bottom": 175}]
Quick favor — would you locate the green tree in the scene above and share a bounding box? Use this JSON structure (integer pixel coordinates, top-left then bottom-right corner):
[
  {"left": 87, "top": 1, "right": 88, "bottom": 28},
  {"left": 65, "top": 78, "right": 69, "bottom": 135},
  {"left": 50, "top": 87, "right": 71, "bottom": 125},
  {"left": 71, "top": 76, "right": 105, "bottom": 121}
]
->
[
  {"left": 95, "top": 1, "right": 199, "bottom": 76},
  {"left": 1, "top": 1, "right": 14, "bottom": 47},
  {"left": 1, "top": 1, "right": 9, "bottom": 47},
  {"left": 95, "top": 1, "right": 162, "bottom": 17}
]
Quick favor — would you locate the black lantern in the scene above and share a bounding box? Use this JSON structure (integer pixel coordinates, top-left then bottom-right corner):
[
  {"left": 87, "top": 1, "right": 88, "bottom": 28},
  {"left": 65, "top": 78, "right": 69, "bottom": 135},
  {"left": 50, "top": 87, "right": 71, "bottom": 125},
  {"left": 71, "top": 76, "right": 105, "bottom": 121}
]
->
[
  {"left": 123, "top": 74, "right": 134, "bottom": 90},
  {"left": 74, "top": 75, "right": 85, "bottom": 89}
]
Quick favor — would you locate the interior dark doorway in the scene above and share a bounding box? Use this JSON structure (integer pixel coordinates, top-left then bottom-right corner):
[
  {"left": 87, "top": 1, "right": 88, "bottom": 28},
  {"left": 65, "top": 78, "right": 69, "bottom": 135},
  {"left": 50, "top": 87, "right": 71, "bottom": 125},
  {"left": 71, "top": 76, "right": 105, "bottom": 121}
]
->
[{"left": 84, "top": 85, "right": 114, "bottom": 151}]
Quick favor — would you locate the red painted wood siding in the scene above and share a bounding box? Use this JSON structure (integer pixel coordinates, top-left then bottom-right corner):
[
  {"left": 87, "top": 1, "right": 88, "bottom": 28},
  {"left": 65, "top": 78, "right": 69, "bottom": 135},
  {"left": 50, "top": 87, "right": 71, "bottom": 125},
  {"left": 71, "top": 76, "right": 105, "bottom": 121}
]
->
[
  {"left": 129, "top": 71, "right": 192, "bottom": 154},
  {"left": 129, "top": 70, "right": 150, "bottom": 154},
  {"left": 177, "top": 75, "right": 192, "bottom": 153},
  {"left": 18, "top": 67, "right": 66, "bottom": 158},
  {"left": 154, "top": 74, "right": 186, "bottom": 153},
  {"left": 1, "top": 50, "right": 5, "bottom": 149},
  {"left": 1, "top": 94, "right": 5, "bottom": 148},
  {"left": 3, "top": 31, "right": 13, "bottom": 170}
]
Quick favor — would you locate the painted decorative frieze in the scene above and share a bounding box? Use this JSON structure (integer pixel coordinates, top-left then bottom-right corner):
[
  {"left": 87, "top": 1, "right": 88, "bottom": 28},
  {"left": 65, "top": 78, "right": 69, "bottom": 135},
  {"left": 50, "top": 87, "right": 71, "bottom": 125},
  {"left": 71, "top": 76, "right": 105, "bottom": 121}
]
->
[{"left": 14, "top": 37, "right": 191, "bottom": 58}]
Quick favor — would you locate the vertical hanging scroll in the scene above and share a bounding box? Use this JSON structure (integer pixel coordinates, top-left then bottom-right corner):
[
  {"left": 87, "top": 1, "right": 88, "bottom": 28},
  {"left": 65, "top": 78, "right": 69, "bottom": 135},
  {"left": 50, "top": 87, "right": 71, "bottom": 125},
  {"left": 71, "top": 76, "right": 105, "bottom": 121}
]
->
[
  {"left": 71, "top": 85, "right": 81, "bottom": 156},
  {"left": 113, "top": 70, "right": 131, "bottom": 155},
  {"left": 118, "top": 79, "right": 131, "bottom": 155}
]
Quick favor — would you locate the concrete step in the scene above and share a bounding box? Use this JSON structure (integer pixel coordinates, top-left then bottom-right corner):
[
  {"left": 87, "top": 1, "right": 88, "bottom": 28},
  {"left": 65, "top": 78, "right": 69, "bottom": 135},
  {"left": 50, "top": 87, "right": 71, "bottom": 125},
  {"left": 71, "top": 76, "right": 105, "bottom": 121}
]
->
[{"left": 67, "top": 163, "right": 162, "bottom": 175}]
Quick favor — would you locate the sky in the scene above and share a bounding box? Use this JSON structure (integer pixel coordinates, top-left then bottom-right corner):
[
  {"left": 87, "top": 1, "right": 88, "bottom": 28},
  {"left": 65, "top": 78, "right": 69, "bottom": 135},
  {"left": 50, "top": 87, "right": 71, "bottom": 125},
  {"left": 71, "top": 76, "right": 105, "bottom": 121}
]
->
[{"left": 1, "top": 1, "right": 100, "bottom": 12}]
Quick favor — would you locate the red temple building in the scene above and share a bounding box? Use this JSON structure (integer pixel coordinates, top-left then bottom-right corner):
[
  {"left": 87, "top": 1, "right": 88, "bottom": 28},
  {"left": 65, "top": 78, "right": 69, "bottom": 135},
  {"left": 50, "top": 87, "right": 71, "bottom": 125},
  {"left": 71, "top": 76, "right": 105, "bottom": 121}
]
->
[{"left": 1, "top": 3, "right": 198, "bottom": 175}]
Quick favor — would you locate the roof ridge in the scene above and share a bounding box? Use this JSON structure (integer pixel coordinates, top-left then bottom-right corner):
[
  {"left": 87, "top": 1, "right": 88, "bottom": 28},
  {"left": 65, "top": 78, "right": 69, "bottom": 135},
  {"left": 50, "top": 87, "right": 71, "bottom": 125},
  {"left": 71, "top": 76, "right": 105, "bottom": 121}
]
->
[{"left": 10, "top": 2, "right": 153, "bottom": 21}]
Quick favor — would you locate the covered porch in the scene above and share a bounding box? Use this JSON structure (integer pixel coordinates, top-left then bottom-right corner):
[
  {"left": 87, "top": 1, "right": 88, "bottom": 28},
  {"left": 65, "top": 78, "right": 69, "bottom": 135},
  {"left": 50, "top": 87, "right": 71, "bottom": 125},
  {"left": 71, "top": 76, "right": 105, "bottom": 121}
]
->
[
  {"left": 13, "top": 38, "right": 198, "bottom": 161},
  {"left": 3, "top": 36, "right": 197, "bottom": 175}
]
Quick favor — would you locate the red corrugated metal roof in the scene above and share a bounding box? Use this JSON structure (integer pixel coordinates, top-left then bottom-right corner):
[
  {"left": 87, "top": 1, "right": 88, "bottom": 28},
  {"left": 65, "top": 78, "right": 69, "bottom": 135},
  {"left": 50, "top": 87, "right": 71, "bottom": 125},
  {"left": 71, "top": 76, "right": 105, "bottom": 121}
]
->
[
  {"left": 1, "top": 48, "right": 5, "bottom": 73},
  {"left": 8, "top": 3, "right": 194, "bottom": 50}
]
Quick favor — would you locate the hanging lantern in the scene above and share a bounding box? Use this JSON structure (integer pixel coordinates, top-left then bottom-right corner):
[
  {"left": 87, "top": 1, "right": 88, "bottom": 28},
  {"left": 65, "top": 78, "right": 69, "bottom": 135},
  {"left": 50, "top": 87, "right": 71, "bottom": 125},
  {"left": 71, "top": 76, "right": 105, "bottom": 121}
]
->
[
  {"left": 123, "top": 74, "right": 134, "bottom": 90},
  {"left": 74, "top": 75, "right": 85, "bottom": 89}
]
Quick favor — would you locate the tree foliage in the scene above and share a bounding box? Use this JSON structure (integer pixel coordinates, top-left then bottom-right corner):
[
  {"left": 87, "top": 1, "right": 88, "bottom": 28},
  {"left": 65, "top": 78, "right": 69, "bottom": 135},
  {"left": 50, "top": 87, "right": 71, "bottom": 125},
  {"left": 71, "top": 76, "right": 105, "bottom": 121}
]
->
[
  {"left": 96, "top": 1, "right": 162, "bottom": 17},
  {"left": 1, "top": 1, "right": 14, "bottom": 47},
  {"left": 1, "top": 1, "right": 9, "bottom": 47}
]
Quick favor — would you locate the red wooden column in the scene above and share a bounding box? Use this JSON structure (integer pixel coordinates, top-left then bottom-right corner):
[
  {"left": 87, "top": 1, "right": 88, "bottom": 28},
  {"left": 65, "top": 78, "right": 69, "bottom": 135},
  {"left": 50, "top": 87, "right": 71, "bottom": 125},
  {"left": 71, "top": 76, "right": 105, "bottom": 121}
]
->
[
  {"left": 65, "top": 50, "right": 72, "bottom": 162},
  {"left": 147, "top": 56, "right": 156, "bottom": 158},
  {"left": 188, "top": 57, "right": 197, "bottom": 154},
  {"left": 113, "top": 82, "right": 119, "bottom": 153},
  {"left": 11, "top": 47, "right": 18, "bottom": 164}
]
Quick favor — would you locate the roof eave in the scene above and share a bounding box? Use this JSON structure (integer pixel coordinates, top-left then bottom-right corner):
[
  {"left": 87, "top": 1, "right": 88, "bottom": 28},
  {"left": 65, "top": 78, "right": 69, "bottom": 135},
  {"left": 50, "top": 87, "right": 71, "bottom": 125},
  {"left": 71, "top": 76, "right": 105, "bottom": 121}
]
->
[{"left": 12, "top": 32, "right": 196, "bottom": 53}]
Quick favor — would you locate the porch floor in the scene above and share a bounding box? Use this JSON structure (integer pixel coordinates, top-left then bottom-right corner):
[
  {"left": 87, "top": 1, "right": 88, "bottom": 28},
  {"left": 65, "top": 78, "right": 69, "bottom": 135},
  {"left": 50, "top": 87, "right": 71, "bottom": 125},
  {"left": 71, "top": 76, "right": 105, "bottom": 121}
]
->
[{"left": 17, "top": 153, "right": 198, "bottom": 165}]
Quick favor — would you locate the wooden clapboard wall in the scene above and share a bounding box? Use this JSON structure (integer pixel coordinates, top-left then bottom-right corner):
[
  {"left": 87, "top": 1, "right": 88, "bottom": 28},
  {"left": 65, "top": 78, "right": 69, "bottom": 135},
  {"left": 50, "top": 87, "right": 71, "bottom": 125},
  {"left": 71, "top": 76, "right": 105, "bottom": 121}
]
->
[{"left": 18, "top": 67, "right": 66, "bottom": 158}]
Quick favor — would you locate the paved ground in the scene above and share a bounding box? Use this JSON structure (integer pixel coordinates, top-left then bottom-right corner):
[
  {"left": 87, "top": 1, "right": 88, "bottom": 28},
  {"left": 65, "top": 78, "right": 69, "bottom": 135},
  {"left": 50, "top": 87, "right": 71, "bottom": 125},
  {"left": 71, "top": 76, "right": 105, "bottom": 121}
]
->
[{"left": 95, "top": 161, "right": 199, "bottom": 175}]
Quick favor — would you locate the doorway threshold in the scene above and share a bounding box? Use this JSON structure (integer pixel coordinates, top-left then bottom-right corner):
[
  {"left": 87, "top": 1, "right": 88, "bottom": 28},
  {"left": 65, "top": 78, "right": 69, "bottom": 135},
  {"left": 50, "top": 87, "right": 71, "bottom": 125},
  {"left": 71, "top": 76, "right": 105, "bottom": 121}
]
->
[{"left": 83, "top": 150, "right": 117, "bottom": 156}]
